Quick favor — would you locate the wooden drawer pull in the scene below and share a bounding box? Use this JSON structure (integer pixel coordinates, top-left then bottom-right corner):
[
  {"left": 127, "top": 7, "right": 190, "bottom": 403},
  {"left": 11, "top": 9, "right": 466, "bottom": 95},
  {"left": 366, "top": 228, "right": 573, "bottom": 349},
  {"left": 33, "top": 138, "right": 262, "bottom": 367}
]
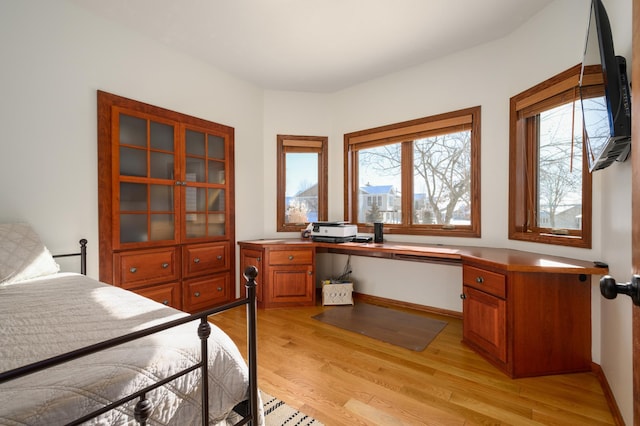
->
[
  {"left": 476, "top": 276, "right": 484, "bottom": 284},
  {"left": 130, "top": 267, "right": 137, "bottom": 273}
]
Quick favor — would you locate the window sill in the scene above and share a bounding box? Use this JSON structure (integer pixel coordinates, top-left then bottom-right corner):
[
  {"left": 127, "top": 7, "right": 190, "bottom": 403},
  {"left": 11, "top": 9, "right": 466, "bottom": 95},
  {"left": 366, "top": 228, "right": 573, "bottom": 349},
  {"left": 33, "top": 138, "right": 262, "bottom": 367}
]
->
[{"left": 509, "top": 231, "right": 591, "bottom": 249}]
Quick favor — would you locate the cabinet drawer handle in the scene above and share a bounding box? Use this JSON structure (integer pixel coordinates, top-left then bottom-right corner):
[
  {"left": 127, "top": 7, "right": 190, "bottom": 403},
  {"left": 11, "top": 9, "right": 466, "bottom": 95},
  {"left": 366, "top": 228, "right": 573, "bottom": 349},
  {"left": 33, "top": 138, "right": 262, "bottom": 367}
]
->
[
  {"left": 161, "top": 263, "right": 169, "bottom": 269},
  {"left": 130, "top": 267, "right": 137, "bottom": 273},
  {"left": 194, "top": 258, "right": 200, "bottom": 264},
  {"left": 308, "top": 271, "right": 312, "bottom": 275},
  {"left": 162, "top": 300, "right": 169, "bottom": 305},
  {"left": 194, "top": 291, "right": 201, "bottom": 297},
  {"left": 460, "top": 293, "right": 467, "bottom": 300},
  {"left": 288, "top": 255, "right": 294, "bottom": 260},
  {"left": 476, "top": 276, "right": 484, "bottom": 284},
  {"left": 217, "top": 287, "right": 223, "bottom": 292},
  {"left": 257, "top": 257, "right": 261, "bottom": 262},
  {"left": 217, "top": 255, "right": 222, "bottom": 260}
]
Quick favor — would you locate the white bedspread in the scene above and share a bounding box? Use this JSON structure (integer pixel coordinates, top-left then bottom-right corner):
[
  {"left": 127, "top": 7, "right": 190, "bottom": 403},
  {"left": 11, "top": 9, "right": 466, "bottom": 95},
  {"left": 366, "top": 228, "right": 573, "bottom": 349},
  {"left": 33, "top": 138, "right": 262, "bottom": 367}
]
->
[{"left": 0, "top": 273, "right": 263, "bottom": 425}]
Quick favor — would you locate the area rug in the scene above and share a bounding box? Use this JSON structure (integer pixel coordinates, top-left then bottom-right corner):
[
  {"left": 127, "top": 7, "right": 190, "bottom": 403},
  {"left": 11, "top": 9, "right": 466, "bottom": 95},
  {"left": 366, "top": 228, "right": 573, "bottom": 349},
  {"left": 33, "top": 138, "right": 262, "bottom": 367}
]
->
[
  {"left": 262, "top": 391, "right": 324, "bottom": 426},
  {"left": 312, "top": 302, "right": 447, "bottom": 351}
]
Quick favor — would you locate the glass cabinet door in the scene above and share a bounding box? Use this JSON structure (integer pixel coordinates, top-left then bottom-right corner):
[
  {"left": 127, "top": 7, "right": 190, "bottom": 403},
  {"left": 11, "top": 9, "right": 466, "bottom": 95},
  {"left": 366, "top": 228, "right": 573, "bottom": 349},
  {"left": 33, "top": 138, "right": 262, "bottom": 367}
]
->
[
  {"left": 184, "top": 128, "right": 227, "bottom": 239},
  {"left": 117, "top": 112, "right": 178, "bottom": 245}
]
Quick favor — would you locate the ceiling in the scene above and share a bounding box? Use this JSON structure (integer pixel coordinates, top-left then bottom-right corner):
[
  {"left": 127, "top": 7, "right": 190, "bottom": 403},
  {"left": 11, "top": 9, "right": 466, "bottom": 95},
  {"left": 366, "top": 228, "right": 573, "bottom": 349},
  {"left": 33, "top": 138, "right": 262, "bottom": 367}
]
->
[{"left": 71, "top": 0, "right": 555, "bottom": 93}]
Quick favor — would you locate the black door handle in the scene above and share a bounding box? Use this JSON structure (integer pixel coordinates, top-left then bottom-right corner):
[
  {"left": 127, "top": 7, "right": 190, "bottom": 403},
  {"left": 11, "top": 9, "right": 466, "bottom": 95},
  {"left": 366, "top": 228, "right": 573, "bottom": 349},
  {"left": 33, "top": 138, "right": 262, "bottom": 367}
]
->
[{"left": 600, "top": 275, "right": 640, "bottom": 306}]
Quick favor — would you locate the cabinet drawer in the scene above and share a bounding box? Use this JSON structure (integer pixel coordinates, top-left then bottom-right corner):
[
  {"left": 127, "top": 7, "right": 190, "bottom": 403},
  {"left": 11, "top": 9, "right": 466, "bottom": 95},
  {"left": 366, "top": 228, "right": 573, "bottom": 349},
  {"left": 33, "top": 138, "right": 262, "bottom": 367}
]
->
[
  {"left": 268, "top": 249, "right": 313, "bottom": 265},
  {"left": 134, "top": 282, "right": 181, "bottom": 310},
  {"left": 183, "top": 274, "right": 230, "bottom": 312},
  {"left": 183, "top": 243, "right": 229, "bottom": 278},
  {"left": 115, "top": 248, "right": 179, "bottom": 289},
  {"left": 463, "top": 265, "right": 506, "bottom": 298}
]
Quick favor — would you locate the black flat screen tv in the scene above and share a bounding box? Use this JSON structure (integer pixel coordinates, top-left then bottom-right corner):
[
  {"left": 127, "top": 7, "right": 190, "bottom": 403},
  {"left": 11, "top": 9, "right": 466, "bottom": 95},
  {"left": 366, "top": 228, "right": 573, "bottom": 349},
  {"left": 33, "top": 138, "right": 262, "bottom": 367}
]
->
[{"left": 579, "top": 0, "right": 631, "bottom": 172}]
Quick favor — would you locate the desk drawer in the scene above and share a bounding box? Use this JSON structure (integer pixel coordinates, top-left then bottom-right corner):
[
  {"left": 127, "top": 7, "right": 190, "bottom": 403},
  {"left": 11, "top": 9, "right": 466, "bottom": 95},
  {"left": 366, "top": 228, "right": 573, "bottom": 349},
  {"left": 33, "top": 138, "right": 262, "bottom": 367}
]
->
[
  {"left": 463, "top": 265, "right": 506, "bottom": 298},
  {"left": 115, "top": 248, "right": 179, "bottom": 289},
  {"left": 269, "top": 248, "right": 313, "bottom": 265}
]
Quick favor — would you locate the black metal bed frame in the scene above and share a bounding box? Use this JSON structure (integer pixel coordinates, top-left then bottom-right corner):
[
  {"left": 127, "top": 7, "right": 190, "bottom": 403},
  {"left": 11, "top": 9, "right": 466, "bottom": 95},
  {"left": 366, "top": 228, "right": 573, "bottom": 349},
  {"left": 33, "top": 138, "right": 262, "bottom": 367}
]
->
[{"left": 0, "top": 240, "right": 259, "bottom": 426}]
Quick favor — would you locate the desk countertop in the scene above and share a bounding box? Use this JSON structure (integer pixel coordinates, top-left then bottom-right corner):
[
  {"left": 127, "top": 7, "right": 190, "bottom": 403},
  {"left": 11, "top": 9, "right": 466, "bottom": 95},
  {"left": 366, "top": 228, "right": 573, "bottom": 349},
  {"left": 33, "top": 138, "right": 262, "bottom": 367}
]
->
[{"left": 238, "top": 239, "right": 608, "bottom": 275}]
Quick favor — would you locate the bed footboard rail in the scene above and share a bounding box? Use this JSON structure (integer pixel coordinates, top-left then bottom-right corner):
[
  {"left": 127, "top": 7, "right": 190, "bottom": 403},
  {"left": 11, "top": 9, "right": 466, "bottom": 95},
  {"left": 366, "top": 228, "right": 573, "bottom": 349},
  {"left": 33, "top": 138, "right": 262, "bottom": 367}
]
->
[
  {"left": 0, "top": 266, "right": 260, "bottom": 426},
  {"left": 52, "top": 238, "right": 88, "bottom": 275}
]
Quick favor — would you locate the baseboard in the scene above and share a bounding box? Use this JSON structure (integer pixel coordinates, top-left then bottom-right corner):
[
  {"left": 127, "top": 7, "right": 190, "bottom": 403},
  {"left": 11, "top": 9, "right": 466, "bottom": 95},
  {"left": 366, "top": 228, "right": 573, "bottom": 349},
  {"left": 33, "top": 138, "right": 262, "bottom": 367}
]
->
[
  {"left": 591, "top": 362, "right": 625, "bottom": 425},
  {"left": 353, "top": 292, "right": 462, "bottom": 320}
]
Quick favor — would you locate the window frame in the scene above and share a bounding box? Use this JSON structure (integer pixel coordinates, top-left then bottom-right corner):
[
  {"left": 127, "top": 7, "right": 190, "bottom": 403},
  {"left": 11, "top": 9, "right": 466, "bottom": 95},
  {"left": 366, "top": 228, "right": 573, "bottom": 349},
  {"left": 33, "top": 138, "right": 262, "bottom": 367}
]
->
[
  {"left": 277, "top": 134, "right": 328, "bottom": 232},
  {"left": 508, "top": 64, "right": 593, "bottom": 248},
  {"left": 344, "top": 106, "right": 481, "bottom": 237}
]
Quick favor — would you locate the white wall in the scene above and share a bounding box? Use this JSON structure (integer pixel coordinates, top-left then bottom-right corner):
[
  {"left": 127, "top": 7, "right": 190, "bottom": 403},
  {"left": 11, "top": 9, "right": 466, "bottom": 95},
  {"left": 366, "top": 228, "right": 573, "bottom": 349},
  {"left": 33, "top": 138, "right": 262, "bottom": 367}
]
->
[
  {"left": 266, "top": 0, "right": 598, "bottom": 309},
  {"left": 0, "top": 1, "right": 264, "bottom": 276},
  {"left": 0, "top": 0, "right": 633, "bottom": 423},
  {"left": 260, "top": 90, "right": 335, "bottom": 237}
]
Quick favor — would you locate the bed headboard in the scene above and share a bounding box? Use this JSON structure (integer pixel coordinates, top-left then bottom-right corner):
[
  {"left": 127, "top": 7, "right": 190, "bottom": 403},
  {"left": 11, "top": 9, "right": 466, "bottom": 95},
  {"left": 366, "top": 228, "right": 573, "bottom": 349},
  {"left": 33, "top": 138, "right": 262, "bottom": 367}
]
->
[{"left": 52, "top": 239, "right": 87, "bottom": 275}]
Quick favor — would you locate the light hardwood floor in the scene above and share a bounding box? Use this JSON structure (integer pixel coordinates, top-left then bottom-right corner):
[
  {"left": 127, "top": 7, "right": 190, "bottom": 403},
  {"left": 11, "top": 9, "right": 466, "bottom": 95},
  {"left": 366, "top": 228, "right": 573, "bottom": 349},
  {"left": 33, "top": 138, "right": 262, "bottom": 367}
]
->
[{"left": 209, "top": 300, "right": 616, "bottom": 425}]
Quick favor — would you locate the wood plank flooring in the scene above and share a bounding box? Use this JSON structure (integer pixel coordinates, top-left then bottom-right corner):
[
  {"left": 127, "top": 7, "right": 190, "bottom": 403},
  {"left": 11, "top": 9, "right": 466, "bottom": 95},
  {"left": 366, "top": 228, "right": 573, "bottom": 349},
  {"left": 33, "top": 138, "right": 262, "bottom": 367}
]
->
[{"left": 209, "top": 301, "right": 616, "bottom": 425}]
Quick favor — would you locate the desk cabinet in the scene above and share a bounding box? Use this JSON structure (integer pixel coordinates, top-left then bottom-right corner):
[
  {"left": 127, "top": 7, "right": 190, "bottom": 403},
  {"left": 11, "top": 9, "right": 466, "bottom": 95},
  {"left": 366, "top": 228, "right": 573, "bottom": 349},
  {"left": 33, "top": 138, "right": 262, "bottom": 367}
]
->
[
  {"left": 240, "top": 248, "right": 264, "bottom": 303},
  {"left": 462, "top": 266, "right": 507, "bottom": 364},
  {"left": 239, "top": 239, "right": 602, "bottom": 377},
  {"left": 461, "top": 263, "right": 591, "bottom": 378},
  {"left": 239, "top": 243, "right": 315, "bottom": 308}
]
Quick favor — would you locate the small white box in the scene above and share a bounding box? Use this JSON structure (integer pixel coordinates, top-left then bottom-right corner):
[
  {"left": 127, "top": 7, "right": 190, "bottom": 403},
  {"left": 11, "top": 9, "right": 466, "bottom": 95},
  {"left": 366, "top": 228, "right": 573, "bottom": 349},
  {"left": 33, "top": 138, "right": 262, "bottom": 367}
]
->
[{"left": 322, "top": 281, "right": 354, "bottom": 306}]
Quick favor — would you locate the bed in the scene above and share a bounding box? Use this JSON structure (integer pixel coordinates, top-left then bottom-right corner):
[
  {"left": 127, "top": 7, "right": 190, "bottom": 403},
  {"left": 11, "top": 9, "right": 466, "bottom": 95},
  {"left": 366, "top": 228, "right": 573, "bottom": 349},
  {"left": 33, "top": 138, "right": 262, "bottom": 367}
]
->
[{"left": 0, "top": 223, "right": 262, "bottom": 425}]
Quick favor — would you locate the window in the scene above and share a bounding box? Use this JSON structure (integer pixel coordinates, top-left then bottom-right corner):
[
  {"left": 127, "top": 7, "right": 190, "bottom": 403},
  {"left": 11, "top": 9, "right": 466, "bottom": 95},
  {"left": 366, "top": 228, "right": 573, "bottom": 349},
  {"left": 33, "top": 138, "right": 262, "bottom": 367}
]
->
[
  {"left": 344, "top": 107, "right": 481, "bottom": 237},
  {"left": 277, "top": 135, "right": 328, "bottom": 232},
  {"left": 509, "top": 64, "right": 593, "bottom": 248}
]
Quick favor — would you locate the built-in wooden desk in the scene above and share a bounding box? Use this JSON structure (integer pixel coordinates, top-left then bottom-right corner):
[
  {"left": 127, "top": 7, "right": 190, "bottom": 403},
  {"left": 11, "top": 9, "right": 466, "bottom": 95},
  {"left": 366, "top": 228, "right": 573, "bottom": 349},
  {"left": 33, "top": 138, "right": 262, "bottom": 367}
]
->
[{"left": 238, "top": 239, "right": 607, "bottom": 377}]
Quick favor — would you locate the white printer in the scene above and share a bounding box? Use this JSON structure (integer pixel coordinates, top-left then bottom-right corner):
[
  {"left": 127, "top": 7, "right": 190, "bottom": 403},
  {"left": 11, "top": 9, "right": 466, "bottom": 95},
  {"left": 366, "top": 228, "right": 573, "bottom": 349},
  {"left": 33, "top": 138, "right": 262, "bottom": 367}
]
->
[{"left": 311, "top": 222, "right": 358, "bottom": 243}]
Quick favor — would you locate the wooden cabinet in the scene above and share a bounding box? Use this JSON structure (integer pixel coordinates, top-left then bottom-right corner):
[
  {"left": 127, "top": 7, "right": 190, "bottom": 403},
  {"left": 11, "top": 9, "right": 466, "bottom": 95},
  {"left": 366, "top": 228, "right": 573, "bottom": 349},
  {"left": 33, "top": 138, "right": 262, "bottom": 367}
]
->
[
  {"left": 98, "top": 91, "right": 235, "bottom": 312},
  {"left": 238, "top": 242, "right": 315, "bottom": 308},
  {"left": 461, "top": 263, "right": 591, "bottom": 378}
]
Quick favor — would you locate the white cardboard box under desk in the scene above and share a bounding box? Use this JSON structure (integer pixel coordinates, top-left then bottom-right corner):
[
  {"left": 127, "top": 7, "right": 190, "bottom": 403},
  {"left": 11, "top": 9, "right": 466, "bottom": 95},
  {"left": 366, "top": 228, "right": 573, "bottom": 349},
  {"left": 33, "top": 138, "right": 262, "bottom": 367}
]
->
[{"left": 322, "top": 281, "right": 354, "bottom": 306}]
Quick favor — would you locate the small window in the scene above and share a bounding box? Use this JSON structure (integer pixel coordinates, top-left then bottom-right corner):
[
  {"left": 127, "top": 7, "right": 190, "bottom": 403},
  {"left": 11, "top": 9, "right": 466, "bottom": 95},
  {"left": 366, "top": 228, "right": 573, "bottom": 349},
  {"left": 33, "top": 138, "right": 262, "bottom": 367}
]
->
[
  {"left": 509, "top": 64, "right": 593, "bottom": 248},
  {"left": 277, "top": 135, "right": 328, "bottom": 232},
  {"left": 344, "top": 107, "right": 481, "bottom": 237}
]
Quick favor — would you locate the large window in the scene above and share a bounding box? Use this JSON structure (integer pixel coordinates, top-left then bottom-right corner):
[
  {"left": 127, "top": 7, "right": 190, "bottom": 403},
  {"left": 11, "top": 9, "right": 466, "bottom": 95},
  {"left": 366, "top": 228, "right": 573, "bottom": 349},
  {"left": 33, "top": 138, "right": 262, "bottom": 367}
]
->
[
  {"left": 277, "top": 135, "right": 328, "bottom": 232},
  {"left": 344, "top": 107, "right": 481, "bottom": 237},
  {"left": 509, "top": 64, "right": 593, "bottom": 248}
]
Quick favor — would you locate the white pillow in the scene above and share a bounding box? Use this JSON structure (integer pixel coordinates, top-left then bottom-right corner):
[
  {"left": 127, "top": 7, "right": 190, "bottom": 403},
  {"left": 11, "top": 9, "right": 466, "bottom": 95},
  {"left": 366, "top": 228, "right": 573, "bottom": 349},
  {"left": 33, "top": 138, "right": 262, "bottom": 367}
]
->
[{"left": 0, "top": 223, "right": 60, "bottom": 285}]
